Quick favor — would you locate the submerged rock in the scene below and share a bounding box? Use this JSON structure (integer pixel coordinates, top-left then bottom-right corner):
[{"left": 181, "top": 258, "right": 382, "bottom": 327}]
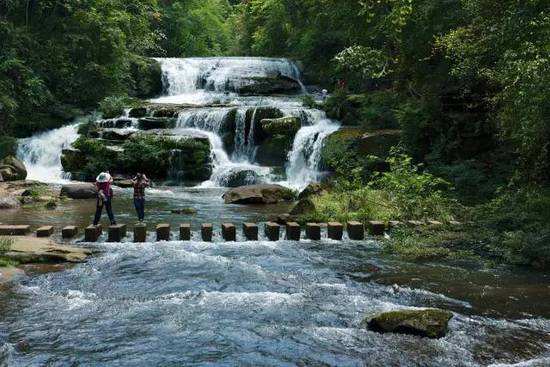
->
[
  {"left": 365, "top": 308, "right": 453, "bottom": 339},
  {"left": 60, "top": 183, "right": 97, "bottom": 199},
  {"left": 0, "top": 156, "right": 27, "bottom": 181},
  {"left": 223, "top": 184, "right": 295, "bottom": 205}
]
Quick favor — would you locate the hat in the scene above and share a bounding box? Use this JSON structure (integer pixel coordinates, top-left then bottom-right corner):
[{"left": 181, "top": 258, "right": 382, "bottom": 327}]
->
[{"left": 96, "top": 172, "right": 111, "bottom": 183}]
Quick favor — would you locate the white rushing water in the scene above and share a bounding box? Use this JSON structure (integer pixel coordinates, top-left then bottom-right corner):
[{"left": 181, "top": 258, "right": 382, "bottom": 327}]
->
[
  {"left": 154, "top": 57, "right": 339, "bottom": 190},
  {"left": 17, "top": 123, "right": 80, "bottom": 183}
]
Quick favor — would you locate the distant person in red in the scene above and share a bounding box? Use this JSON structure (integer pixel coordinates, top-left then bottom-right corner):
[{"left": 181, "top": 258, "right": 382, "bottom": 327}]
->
[
  {"left": 132, "top": 172, "right": 150, "bottom": 222},
  {"left": 93, "top": 171, "right": 116, "bottom": 226},
  {"left": 337, "top": 79, "right": 347, "bottom": 90}
]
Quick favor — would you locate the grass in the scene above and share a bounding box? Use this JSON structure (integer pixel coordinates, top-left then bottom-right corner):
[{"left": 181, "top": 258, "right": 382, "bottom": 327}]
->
[{"left": 0, "top": 237, "right": 17, "bottom": 268}]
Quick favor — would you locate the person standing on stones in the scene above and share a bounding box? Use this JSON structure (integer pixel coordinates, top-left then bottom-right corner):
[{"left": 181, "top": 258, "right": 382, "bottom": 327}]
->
[
  {"left": 132, "top": 172, "right": 149, "bottom": 222},
  {"left": 93, "top": 171, "right": 116, "bottom": 226}
]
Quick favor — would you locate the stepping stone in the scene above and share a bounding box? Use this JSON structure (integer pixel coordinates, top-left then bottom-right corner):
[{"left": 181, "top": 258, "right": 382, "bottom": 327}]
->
[
  {"left": 222, "top": 223, "right": 236, "bottom": 241},
  {"left": 36, "top": 226, "right": 54, "bottom": 238},
  {"left": 368, "top": 221, "right": 385, "bottom": 236},
  {"left": 108, "top": 224, "right": 127, "bottom": 242},
  {"left": 134, "top": 223, "right": 147, "bottom": 243},
  {"left": 347, "top": 221, "right": 364, "bottom": 240},
  {"left": 306, "top": 223, "right": 321, "bottom": 240},
  {"left": 285, "top": 222, "right": 301, "bottom": 241},
  {"left": 179, "top": 223, "right": 191, "bottom": 241},
  {"left": 243, "top": 223, "right": 258, "bottom": 241},
  {"left": 85, "top": 225, "right": 101, "bottom": 242},
  {"left": 156, "top": 223, "right": 171, "bottom": 241},
  {"left": 0, "top": 225, "right": 30, "bottom": 236},
  {"left": 201, "top": 223, "right": 213, "bottom": 242},
  {"left": 327, "top": 222, "right": 343, "bottom": 240},
  {"left": 265, "top": 222, "right": 280, "bottom": 241},
  {"left": 62, "top": 226, "right": 78, "bottom": 239}
]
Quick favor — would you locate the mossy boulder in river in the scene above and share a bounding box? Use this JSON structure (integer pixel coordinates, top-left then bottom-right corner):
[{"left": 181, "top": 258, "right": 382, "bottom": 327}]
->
[
  {"left": 223, "top": 184, "right": 295, "bottom": 205},
  {"left": 365, "top": 308, "right": 453, "bottom": 339},
  {"left": 254, "top": 116, "right": 300, "bottom": 166}
]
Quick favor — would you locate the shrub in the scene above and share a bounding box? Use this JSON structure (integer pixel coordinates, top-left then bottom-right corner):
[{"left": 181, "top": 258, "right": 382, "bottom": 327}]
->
[
  {"left": 98, "top": 96, "right": 140, "bottom": 119},
  {"left": 0, "top": 135, "right": 17, "bottom": 160}
]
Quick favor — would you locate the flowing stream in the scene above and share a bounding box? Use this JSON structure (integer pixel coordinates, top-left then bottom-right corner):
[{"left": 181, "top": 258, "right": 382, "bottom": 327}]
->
[{"left": 4, "top": 57, "right": 550, "bottom": 366}]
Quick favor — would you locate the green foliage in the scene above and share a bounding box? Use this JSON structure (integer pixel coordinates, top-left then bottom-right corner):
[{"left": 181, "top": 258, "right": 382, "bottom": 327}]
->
[
  {"left": 0, "top": 136, "right": 18, "bottom": 160},
  {"left": 98, "top": 96, "right": 140, "bottom": 119},
  {"left": 0, "top": 237, "right": 13, "bottom": 254},
  {"left": 301, "top": 95, "right": 318, "bottom": 109}
]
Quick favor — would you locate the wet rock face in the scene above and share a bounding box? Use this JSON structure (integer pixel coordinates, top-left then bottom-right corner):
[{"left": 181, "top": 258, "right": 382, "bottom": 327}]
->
[
  {"left": 60, "top": 183, "right": 97, "bottom": 199},
  {"left": 223, "top": 169, "right": 261, "bottom": 188},
  {"left": 365, "top": 308, "right": 453, "bottom": 339},
  {"left": 223, "top": 184, "right": 296, "bottom": 205},
  {"left": 0, "top": 156, "right": 27, "bottom": 181}
]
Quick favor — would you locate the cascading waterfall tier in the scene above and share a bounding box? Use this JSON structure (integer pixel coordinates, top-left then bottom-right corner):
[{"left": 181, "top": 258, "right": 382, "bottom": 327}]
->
[
  {"left": 17, "top": 123, "right": 80, "bottom": 183},
  {"left": 153, "top": 57, "right": 340, "bottom": 190}
]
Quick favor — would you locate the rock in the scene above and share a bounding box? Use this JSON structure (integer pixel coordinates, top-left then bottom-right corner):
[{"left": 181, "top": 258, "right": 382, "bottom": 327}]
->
[
  {"left": 61, "top": 148, "right": 86, "bottom": 174},
  {"left": 101, "top": 129, "right": 135, "bottom": 141},
  {"left": 0, "top": 156, "right": 27, "bottom": 181},
  {"left": 298, "top": 183, "right": 326, "bottom": 199},
  {"left": 223, "top": 169, "right": 261, "bottom": 188},
  {"left": 0, "top": 195, "right": 21, "bottom": 209},
  {"left": 223, "top": 184, "right": 295, "bottom": 205},
  {"left": 356, "top": 129, "right": 402, "bottom": 157},
  {"left": 290, "top": 198, "right": 316, "bottom": 216},
  {"left": 235, "top": 75, "right": 302, "bottom": 95},
  {"left": 96, "top": 118, "right": 133, "bottom": 129},
  {"left": 130, "top": 57, "right": 163, "bottom": 98},
  {"left": 171, "top": 208, "right": 197, "bottom": 215},
  {"left": 152, "top": 106, "right": 181, "bottom": 118},
  {"left": 60, "top": 183, "right": 97, "bottom": 199},
  {"left": 138, "top": 117, "right": 176, "bottom": 130},
  {"left": 113, "top": 179, "right": 134, "bottom": 188},
  {"left": 4, "top": 236, "right": 92, "bottom": 264},
  {"left": 255, "top": 135, "right": 294, "bottom": 167},
  {"left": 260, "top": 117, "right": 300, "bottom": 136},
  {"left": 128, "top": 107, "right": 147, "bottom": 118},
  {"left": 365, "top": 309, "right": 453, "bottom": 339}
]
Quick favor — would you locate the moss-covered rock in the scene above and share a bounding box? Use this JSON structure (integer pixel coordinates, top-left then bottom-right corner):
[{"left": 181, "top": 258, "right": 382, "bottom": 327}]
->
[
  {"left": 128, "top": 107, "right": 147, "bottom": 118},
  {"left": 255, "top": 134, "right": 294, "bottom": 167},
  {"left": 246, "top": 107, "right": 283, "bottom": 144},
  {"left": 232, "top": 75, "right": 302, "bottom": 95},
  {"left": 223, "top": 184, "right": 296, "bottom": 204},
  {"left": 290, "top": 198, "right": 316, "bottom": 215},
  {"left": 365, "top": 308, "right": 453, "bottom": 339},
  {"left": 138, "top": 117, "right": 176, "bottom": 130},
  {"left": 260, "top": 117, "right": 300, "bottom": 136}
]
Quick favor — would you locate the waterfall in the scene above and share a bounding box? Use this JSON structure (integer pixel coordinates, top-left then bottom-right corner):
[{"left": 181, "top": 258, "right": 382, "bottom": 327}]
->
[{"left": 17, "top": 123, "right": 80, "bottom": 183}]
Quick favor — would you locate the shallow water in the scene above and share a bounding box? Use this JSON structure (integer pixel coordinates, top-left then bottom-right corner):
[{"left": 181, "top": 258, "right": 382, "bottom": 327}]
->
[{"left": 0, "top": 188, "right": 549, "bottom": 366}]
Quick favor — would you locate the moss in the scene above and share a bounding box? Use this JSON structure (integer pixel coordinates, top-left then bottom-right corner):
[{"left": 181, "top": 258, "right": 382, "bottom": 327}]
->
[
  {"left": 261, "top": 117, "right": 300, "bottom": 136},
  {"left": 365, "top": 308, "right": 453, "bottom": 339}
]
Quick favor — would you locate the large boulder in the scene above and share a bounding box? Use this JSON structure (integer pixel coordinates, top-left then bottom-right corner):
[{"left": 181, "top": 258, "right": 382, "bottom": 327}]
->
[
  {"left": 223, "top": 169, "right": 261, "bottom": 188},
  {"left": 129, "top": 57, "right": 163, "bottom": 98},
  {"left": 223, "top": 184, "right": 295, "bottom": 205},
  {"left": 235, "top": 75, "right": 302, "bottom": 95},
  {"left": 255, "top": 135, "right": 294, "bottom": 167},
  {"left": 60, "top": 183, "right": 97, "bottom": 199},
  {"left": 365, "top": 308, "right": 453, "bottom": 339},
  {"left": 260, "top": 117, "right": 300, "bottom": 136},
  {"left": 128, "top": 107, "right": 147, "bottom": 118},
  {"left": 0, "top": 156, "right": 27, "bottom": 181},
  {"left": 4, "top": 236, "right": 92, "bottom": 264}
]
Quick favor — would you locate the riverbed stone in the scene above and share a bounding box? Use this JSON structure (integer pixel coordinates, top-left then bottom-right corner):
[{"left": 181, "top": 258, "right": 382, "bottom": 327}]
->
[
  {"left": 4, "top": 236, "right": 92, "bottom": 264},
  {"left": 365, "top": 308, "right": 453, "bottom": 339},
  {"left": 201, "top": 223, "right": 213, "bottom": 242},
  {"left": 306, "top": 223, "right": 321, "bottom": 240},
  {"left": 327, "top": 222, "right": 343, "bottom": 240},
  {"left": 243, "top": 223, "right": 258, "bottom": 241},
  {"left": 264, "top": 222, "right": 280, "bottom": 241},
  {"left": 223, "top": 184, "right": 295, "bottom": 205},
  {"left": 0, "top": 225, "right": 30, "bottom": 236},
  {"left": 60, "top": 183, "right": 97, "bottom": 199},
  {"left": 222, "top": 223, "right": 236, "bottom": 242},
  {"left": 0, "top": 156, "right": 27, "bottom": 181},
  {"left": 285, "top": 222, "right": 301, "bottom": 241},
  {"left": 179, "top": 223, "right": 191, "bottom": 241},
  {"left": 61, "top": 226, "right": 78, "bottom": 239},
  {"left": 134, "top": 224, "right": 147, "bottom": 243},
  {"left": 347, "top": 221, "right": 364, "bottom": 240},
  {"left": 36, "top": 226, "right": 54, "bottom": 238},
  {"left": 156, "top": 224, "right": 171, "bottom": 241},
  {"left": 368, "top": 221, "right": 385, "bottom": 236}
]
